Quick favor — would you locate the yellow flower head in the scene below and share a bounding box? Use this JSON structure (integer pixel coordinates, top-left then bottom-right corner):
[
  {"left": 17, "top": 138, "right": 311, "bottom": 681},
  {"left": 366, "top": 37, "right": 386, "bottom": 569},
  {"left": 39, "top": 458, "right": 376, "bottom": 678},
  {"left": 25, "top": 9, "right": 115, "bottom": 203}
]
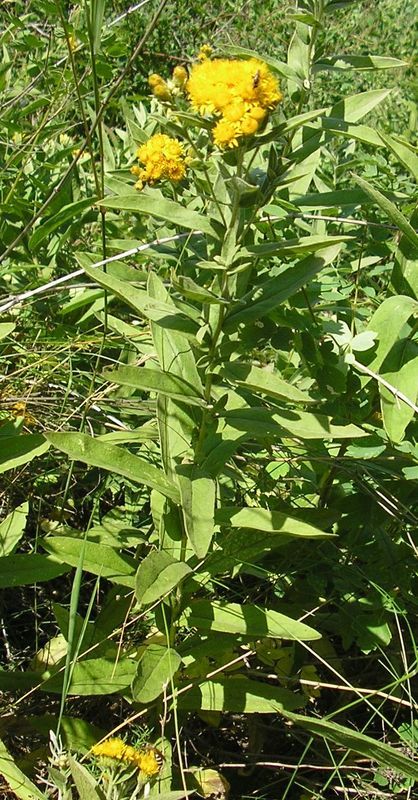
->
[
  {"left": 91, "top": 738, "right": 128, "bottom": 761},
  {"left": 148, "top": 73, "right": 164, "bottom": 88},
  {"left": 134, "top": 133, "right": 186, "bottom": 187},
  {"left": 187, "top": 55, "right": 282, "bottom": 148},
  {"left": 172, "top": 65, "right": 188, "bottom": 87},
  {"left": 134, "top": 749, "right": 161, "bottom": 778},
  {"left": 213, "top": 118, "right": 240, "bottom": 149},
  {"left": 198, "top": 44, "right": 213, "bottom": 61},
  {"left": 151, "top": 81, "right": 172, "bottom": 102}
]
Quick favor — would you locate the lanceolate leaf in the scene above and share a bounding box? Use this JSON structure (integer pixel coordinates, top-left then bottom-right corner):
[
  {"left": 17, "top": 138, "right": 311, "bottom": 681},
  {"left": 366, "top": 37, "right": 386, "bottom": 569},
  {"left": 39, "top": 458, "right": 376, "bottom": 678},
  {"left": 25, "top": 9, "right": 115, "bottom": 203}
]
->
[
  {"left": 42, "top": 537, "right": 137, "bottom": 587},
  {"left": 216, "top": 507, "right": 333, "bottom": 538},
  {"left": 135, "top": 551, "right": 192, "bottom": 607},
  {"left": 314, "top": 54, "right": 408, "bottom": 72},
  {"left": 181, "top": 600, "right": 320, "bottom": 640},
  {"left": 364, "top": 295, "right": 418, "bottom": 375},
  {"left": 0, "top": 738, "right": 45, "bottom": 800},
  {"left": 176, "top": 464, "right": 216, "bottom": 559},
  {"left": 353, "top": 174, "right": 418, "bottom": 250},
  {"left": 0, "top": 554, "right": 70, "bottom": 588},
  {"left": 98, "top": 192, "right": 216, "bottom": 237},
  {"left": 0, "top": 433, "right": 49, "bottom": 475},
  {"left": 0, "top": 502, "right": 28, "bottom": 556},
  {"left": 220, "top": 362, "right": 314, "bottom": 404},
  {"left": 132, "top": 644, "right": 182, "bottom": 703},
  {"left": 102, "top": 365, "right": 205, "bottom": 406},
  {"left": 282, "top": 712, "right": 418, "bottom": 781},
  {"left": 46, "top": 432, "right": 179, "bottom": 503},
  {"left": 178, "top": 677, "right": 304, "bottom": 713}
]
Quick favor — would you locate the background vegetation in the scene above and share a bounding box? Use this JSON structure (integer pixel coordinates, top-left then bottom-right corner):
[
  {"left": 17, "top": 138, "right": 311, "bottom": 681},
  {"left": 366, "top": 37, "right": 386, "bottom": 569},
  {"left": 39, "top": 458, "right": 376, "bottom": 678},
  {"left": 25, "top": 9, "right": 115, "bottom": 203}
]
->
[{"left": 0, "top": 1, "right": 417, "bottom": 799}]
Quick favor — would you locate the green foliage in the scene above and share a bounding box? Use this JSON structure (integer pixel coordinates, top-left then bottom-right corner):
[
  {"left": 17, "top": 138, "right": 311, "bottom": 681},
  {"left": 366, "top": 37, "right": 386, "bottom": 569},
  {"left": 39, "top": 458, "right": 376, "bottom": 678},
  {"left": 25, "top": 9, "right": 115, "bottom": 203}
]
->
[{"left": 0, "top": 2, "right": 417, "bottom": 799}]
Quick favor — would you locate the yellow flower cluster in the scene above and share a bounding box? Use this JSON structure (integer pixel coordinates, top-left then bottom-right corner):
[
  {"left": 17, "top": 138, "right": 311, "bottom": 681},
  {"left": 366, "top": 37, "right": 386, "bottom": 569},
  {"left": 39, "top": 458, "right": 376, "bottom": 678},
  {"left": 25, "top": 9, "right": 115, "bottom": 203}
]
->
[
  {"left": 131, "top": 133, "right": 186, "bottom": 188},
  {"left": 187, "top": 56, "right": 282, "bottom": 148},
  {"left": 91, "top": 738, "right": 161, "bottom": 778}
]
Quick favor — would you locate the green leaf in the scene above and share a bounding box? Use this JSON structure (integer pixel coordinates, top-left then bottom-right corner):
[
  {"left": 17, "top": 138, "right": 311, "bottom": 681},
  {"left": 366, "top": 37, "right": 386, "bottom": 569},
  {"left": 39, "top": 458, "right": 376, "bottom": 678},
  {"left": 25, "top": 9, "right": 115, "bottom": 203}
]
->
[
  {"left": 176, "top": 465, "right": 216, "bottom": 559},
  {"left": 220, "top": 363, "right": 314, "bottom": 404},
  {"left": 28, "top": 715, "right": 105, "bottom": 754},
  {"left": 0, "top": 433, "right": 49, "bottom": 474},
  {"left": 314, "top": 55, "right": 409, "bottom": 72},
  {"left": 45, "top": 432, "right": 180, "bottom": 503},
  {"left": 102, "top": 365, "right": 205, "bottom": 406},
  {"left": 178, "top": 677, "right": 304, "bottom": 713},
  {"left": 99, "top": 191, "right": 216, "bottom": 237},
  {"left": 135, "top": 551, "right": 191, "bottom": 607},
  {"left": 29, "top": 198, "right": 94, "bottom": 250},
  {"left": 132, "top": 644, "right": 181, "bottom": 703},
  {"left": 225, "top": 245, "right": 342, "bottom": 330},
  {"left": 378, "top": 133, "right": 418, "bottom": 182},
  {"left": 243, "top": 234, "right": 352, "bottom": 258},
  {"left": 42, "top": 537, "right": 137, "bottom": 587},
  {"left": 329, "top": 88, "right": 392, "bottom": 124},
  {"left": 0, "top": 738, "right": 46, "bottom": 800},
  {"left": 181, "top": 601, "right": 320, "bottom": 640},
  {"left": 221, "top": 44, "right": 301, "bottom": 84},
  {"left": 0, "top": 502, "right": 28, "bottom": 556},
  {"left": 0, "top": 323, "right": 15, "bottom": 340},
  {"left": 365, "top": 296, "right": 418, "bottom": 374},
  {"left": 380, "top": 355, "right": 418, "bottom": 443},
  {"left": 295, "top": 187, "right": 406, "bottom": 209},
  {"left": 282, "top": 712, "right": 418, "bottom": 781},
  {"left": 222, "top": 408, "right": 365, "bottom": 440},
  {"left": 43, "top": 657, "right": 137, "bottom": 695},
  {"left": 69, "top": 757, "right": 106, "bottom": 800},
  {"left": 0, "top": 554, "right": 70, "bottom": 588},
  {"left": 215, "top": 507, "right": 333, "bottom": 539},
  {"left": 353, "top": 174, "right": 418, "bottom": 250},
  {"left": 392, "top": 206, "right": 418, "bottom": 299}
]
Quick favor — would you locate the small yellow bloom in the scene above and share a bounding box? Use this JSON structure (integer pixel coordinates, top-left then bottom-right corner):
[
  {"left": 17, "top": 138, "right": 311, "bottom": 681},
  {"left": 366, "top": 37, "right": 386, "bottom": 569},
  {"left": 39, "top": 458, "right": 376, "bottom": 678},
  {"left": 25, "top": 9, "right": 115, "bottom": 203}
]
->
[
  {"left": 198, "top": 44, "right": 213, "bottom": 61},
  {"left": 68, "top": 33, "right": 78, "bottom": 53},
  {"left": 240, "top": 115, "right": 259, "bottom": 136},
  {"left": 213, "top": 118, "right": 240, "bottom": 149},
  {"left": 148, "top": 73, "right": 164, "bottom": 88},
  {"left": 172, "top": 65, "right": 188, "bottom": 87},
  {"left": 91, "top": 738, "right": 128, "bottom": 761},
  {"left": 134, "top": 133, "right": 186, "bottom": 187},
  {"left": 152, "top": 81, "right": 172, "bottom": 101},
  {"left": 134, "top": 749, "right": 161, "bottom": 778}
]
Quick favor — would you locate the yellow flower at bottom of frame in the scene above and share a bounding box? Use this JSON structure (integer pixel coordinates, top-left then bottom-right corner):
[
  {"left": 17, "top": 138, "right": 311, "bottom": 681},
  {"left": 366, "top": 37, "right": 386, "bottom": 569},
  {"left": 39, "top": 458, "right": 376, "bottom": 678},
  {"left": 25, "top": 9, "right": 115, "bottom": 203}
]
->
[
  {"left": 213, "top": 118, "right": 240, "bottom": 149},
  {"left": 134, "top": 133, "right": 186, "bottom": 187}
]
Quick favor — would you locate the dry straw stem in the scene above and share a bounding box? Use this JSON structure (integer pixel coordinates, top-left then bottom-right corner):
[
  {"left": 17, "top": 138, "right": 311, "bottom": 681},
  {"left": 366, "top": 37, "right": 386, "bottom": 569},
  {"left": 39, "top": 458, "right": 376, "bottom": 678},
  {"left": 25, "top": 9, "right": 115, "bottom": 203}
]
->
[{"left": 350, "top": 357, "right": 418, "bottom": 416}]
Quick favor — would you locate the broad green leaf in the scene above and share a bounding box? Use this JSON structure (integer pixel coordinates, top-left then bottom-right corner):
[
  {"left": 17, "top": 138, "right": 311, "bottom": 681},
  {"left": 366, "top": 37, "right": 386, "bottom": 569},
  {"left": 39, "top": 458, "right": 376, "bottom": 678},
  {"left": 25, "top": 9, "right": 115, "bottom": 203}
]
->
[
  {"left": 282, "top": 712, "right": 418, "bottom": 781},
  {"left": 0, "top": 323, "right": 15, "bottom": 340},
  {"left": 26, "top": 714, "right": 105, "bottom": 753},
  {"left": 295, "top": 187, "right": 407, "bottom": 209},
  {"left": 392, "top": 206, "right": 418, "bottom": 299},
  {"left": 102, "top": 365, "right": 205, "bottom": 406},
  {"left": 42, "top": 537, "right": 136, "bottom": 587},
  {"left": 243, "top": 234, "right": 352, "bottom": 258},
  {"left": 176, "top": 465, "right": 216, "bottom": 559},
  {"left": 29, "top": 198, "right": 94, "bottom": 250},
  {"left": 81, "top": 262, "right": 198, "bottom": 339},
  {"left": 222, "top": 408, "right": 365, "bottom": 440},
  {"left": 378, "top": 133, "right": 418, "bottom": 182},
  {"left": 225, "top": 245, "right": 342, "bottom": 330},
  {"left": 172, "top": 275, "right": 227, "bottom": 304},
  {"left": 132, "top": 644, "right": 181, "bottom": 703},
  {"left": 0, "top": 433, "right": 49, "bottom": 474},
  {"left": 0, "top": 554, "right": 70, "bottom": 588},
  {"left": 181, "top": 600, "right": 320, "bottom": 640},
  {"left": 0, "top": 502, "right": 28, "bottom": 556},
  {"left": 43, "top": 657, "right": 137, "bottom": 695},
  {"left": 220, "top": 363, "right": 314, "bottom": 404},
  {"left": 45, "top": 432, "right": 180, "bottom": 503},
  {"left": 353, "top": 174, "right": 418, "bottom": 250},
  {"left": 0, "top": 668, "right": 39, "bottom": 692},
  {"left": 314, "top": 55, "right": 408, "bottom": 72},
  {"left": 380, "top": 355, "right": 418, "bottom": 443},
  {"left": 69, "top": 757, "right": 105, "bottom": 800},
  {"left": 135, "top": 551, "right": 191, "bottom": 607},
  {"left": 329, "top": 88, "right": 392, "bottom": 124},
  {"left": 216, "top": 507, "right": 333, "bottom": 539},
  {"left": 0, "top": 738, "right": 46, "bottom": 800},
  {"left": 178, "top": 677, "right": 303, "bottom": 713},
  {"left": 99, "top": 191, "right": 216, "bottom": 237},
  {"left": 365, "top": 296, "right": 418, "bottom": 374}
]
